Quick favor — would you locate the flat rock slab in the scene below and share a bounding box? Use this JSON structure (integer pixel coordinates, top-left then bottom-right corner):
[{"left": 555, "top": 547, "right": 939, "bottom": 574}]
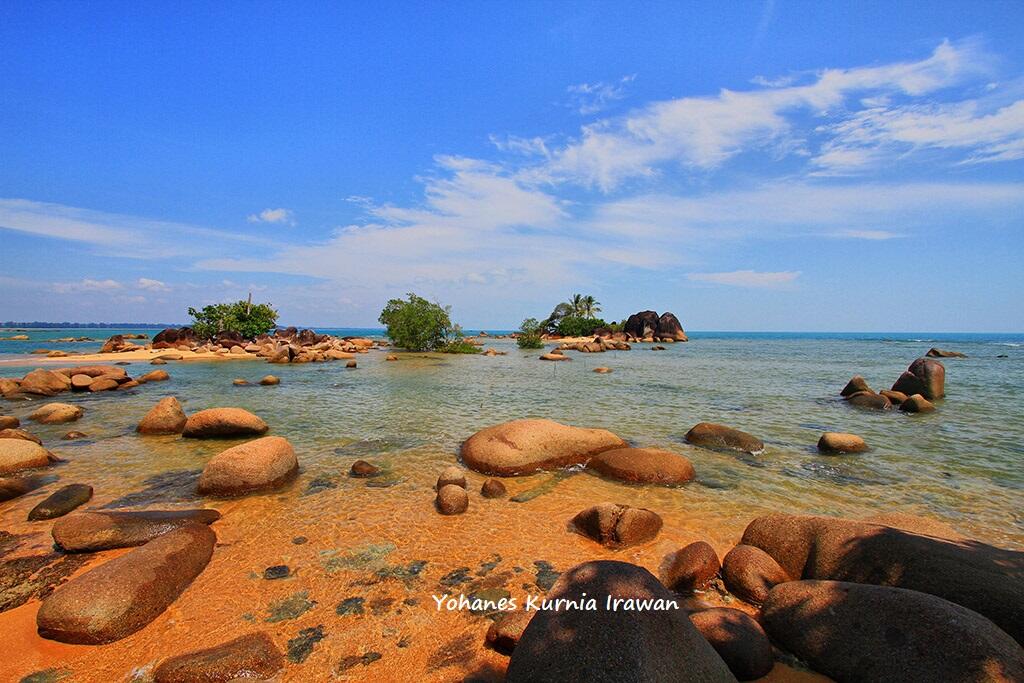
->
[
  {"left": 588, "top": 447, "right": 695, "bottom": 485},
  {"left": 153, "top": 631, "right": 284, "bottom": 682},
  {"left": 460, "top": 418, "right": 626, "bottom": 476},
  {"left": 28, "top": 484, "right": 93, "bottom": 521},
  {"left": 52, "top": 509, "right": 221, "bottom": 552}
]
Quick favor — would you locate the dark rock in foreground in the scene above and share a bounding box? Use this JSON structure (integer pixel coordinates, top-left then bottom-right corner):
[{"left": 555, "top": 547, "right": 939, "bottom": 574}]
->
[
  {"left": 690, "top": 607, "right": 774, "bottom": 681},
  {"left": 52, "top": 509, "right": 221, "bottom": 552},
  {"left": 153, "top": 631, "right": 284, "bottom": 683},
  {"left": 763, "top": 580, "right": 1024, "bottom": 682},
  {"left": 721, "top": 544, "right": 790, "bottom": 605},
  {"left": 506, "top": 560, "right": 734, "bottom": 682},
  {"left": 28, "top": 484, "right": 93, "bottom": 521},
  {"left": 37, "top": 524, "right": 216, "bottom": 644},
  {"left": 662, "top": 541, "right": 720, "bottom": 592}
]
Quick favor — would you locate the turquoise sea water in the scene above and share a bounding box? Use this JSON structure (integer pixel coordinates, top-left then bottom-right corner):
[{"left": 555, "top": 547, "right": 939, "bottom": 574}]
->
[{"left": 1, "top": 328, "right": 1022, "bottom": 548}]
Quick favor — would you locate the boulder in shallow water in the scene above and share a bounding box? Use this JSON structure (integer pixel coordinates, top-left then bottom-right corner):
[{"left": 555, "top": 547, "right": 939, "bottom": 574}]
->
[
  {"left": 539, "top": 352, "right": 570, "bottom": 361},
  {"left": 662, "top": 541, "right": 721, "bottom": 592},
  {"left": 880, "top": 389, "right": 908, "bottom": 404},
  {"left": 690, "top": 608, "right": 774, "bottom": 681},
  {"left": 436, "top": 483, "right": 468, "bottom": 515},
  {"left": 840, "top": 375, "right": 870, "bottom": 397},
  {"left": 0, "top": 427, "right": 42, "bottom": 444},
  {"left": 29, "top": 402, "right": 83, "bottom": 424},
  {"left": 37, "top": 524, "right": 216, "bottom": 644},
  {"left": 461, "top": 418, "right": 625, "bottom": 476},
  {"left": 19, "top": 369, "right": 70, "bottom": 396},
  {"left": 28, "top": 484, "right": 93, "bottom": 521},
  {"left": 0, "top": 474, "right": 52, "bottom": 502},
  {"left": 0, "top": 415, "right": 19, "bottom": 430},
  {"left": 138, "top": 369, "right": 170, "bottom": 383},
  {"left": 571, "top": 503, "right": 663, "bottom": 548},
  {"left": 721, "top": 544, "right": 790, "bottom": 605},
  {"left": 259, "top": 375, "right": 280, "bottom": 386},
  {"left": 197, "top": 436, "right": 298, "bottom": 497},
  {"left": 845, "top": 390, "right": 892, "bottom": 410},
  {"left": 481, "top": 478, "right": 507, "bottom": 498},
  {"left": 763, "top": 580, "right": 1024, "bottom": 682},
  {"left": 137, "top": 396, "right": 188, "bottom": 435},
  {"left": 593, "top": 366, "right": 612, "bottom": 373},
  {"left": 88, "top": 377, "right": 119, "bottom": 392},
  {"left": 685, "top": 422, "right": 763, "bottom": 454},
  {"left": 436, "top": 465, "right": 467, "bottom": 489},
  {"left": 52, "top": 508, "right": 221, "bottom": 552},
  {"left": 740, "top": 513, "right": 1024, "bottom": 643},
  {"left": 153, "top": 631, "right": 285, "bottom": 683},
  {"left": 656, "top": 312, "right": 688, "bottom": 342},
  {"left": 506, "top": 560, "right": 735, "bottom": 682},
  {"left": 900, "top": 393, "right": 935, "bottom": 413},
  {"left": 817, "top": 432, "right": 868, "bottom": 453},
  {"left": 588, "top": 447, "right": 695, "bottom": 485},
  {"left": 182, "top": 407, "right": 269, "bottom": 438},
  {"left": 891, "top": 357, "right": 945, "bottom": 400},
  {"left": 349, "top": 459, "right": 380, "bottom": 477},
  {"left": 927, "top": 347, "right": 967, "bottom": 358},
  {"left": 0, "top": 439, "right": 53, "bottom": 475},
  {"left": 62, "top": 430, "right": 87, "bottom": 440},
  {"left": 70, "top": 374, "right": 93, "bottom": 391}
]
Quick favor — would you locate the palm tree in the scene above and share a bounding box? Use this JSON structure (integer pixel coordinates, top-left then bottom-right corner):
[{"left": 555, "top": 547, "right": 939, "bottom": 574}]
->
[
  {"left": 569, "top": 293, "right": 585, "bottom": 316},
  {"left": 580, "top": 295, "right": 601, "bottom": 318}
]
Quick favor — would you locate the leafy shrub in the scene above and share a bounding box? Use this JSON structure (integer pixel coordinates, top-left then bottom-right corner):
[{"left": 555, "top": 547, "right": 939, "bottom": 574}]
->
[
  {"left": 517, "top": 318, "right": 545, "bottom": 349},
  {"left": 555, "top": 316, "right": 607, "bottom": 338},
  {"left": 187, "top": 300, "right": 278, "bottom": 340},
  {"left": 378, "top": 293, "right": 467, "bottom": 352},
  {"left": 440, "top": 337, "right": 482, "bottom": 354}
]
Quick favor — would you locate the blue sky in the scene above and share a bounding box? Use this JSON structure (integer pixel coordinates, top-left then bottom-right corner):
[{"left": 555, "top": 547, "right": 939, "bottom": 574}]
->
[{"left": 1, "top": 1, "right": 1022, "bottom": 330}]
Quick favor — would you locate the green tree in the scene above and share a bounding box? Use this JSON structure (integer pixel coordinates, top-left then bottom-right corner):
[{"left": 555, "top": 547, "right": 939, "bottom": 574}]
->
[
  {"left": 187, "top": 299, "right": 278, "bottom": 340},
  {"left": 580, "top": 295, "right": 601, "bottom": 318},
  {"left": 555, "top": 316, "right": 607, "bottom": 337},
  {"left": 378, "top": 293, "right": 475, "bottom": 352},
  {"left": 516, "top": 318, "right": 545, "bottom": 349}
]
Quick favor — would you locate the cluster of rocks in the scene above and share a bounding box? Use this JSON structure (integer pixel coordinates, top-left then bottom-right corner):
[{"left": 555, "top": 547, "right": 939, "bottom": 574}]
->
[
  {"left": 1, "top": 364, "right": 167, "bottom": 400},
  {"left": 618, "top": 310, "right": 688, "bottom": 342},
  {"left": 98, "top": 326, "right": 387, "bottom": 364},
  {"left": 841, "top": 357, "right": 944, "bottom": 413},
  {"left": 556, "top": 336, "right": 632, "bottom": 353}
]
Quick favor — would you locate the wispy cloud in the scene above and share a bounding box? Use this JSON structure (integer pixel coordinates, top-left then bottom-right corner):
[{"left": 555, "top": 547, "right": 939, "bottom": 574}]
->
[
  {"left": 687, "top": 270, "right": 801, "bottom": 288},
  {"left": 247, "top": 208, "right": 296, "bottom": 225},
  {"left": 51, "top": 278, "right": 124, "bottom": 294},
  {"left": 566, "top": 75, "right": 636, "bottom": 115},
  {"left": 137, "top": 277, "right": 171, "bottom": 291}
]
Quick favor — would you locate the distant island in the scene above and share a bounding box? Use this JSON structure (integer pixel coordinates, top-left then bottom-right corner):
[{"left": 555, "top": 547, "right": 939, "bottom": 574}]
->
[{"left": 1, "top": 322, "right": 185, "bottom": 329}]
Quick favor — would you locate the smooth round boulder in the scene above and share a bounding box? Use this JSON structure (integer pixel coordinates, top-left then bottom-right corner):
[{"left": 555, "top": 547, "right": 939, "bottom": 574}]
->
[
  {"left": 571, "top": 503, "right": 663, "bottom": 548},
  {"left": 690, "top": 608, "right": 774, "bottom": 681},
  {"left": 506, "top": 560, "right": 734, "bottom": 682},
  {"left": 0, "top": 428, "right": 42, "bottom": 444},
  {"left": 153, "top": 631, "right": 285, "bottom": 683},
  {"left": 892, "top": 357, "right": 945, "bottom": 400},
  {"left": 28, "top": 484, "right": 94, "bottom": 521},
  {"left": 460, "top": 418, "right": 626, "bottom": 476},
  {"left": 840, "top": 375, "right": 870, "bottom": 397},
  {"left": 763, "top": 580, "right": 1024, "bottom": 682},
  {"left": 349, "top": 460, "right": 380, "bottom": 478},
  {"left": 0, "top": 415, "right": 19, "bottom": 430},
  {"left": 259, "top": 375, "right": 280, "bottom": 386},
  {"left": 29, "top": 402, "right": 83, "bottom": 424},
  {"left": 846, "top": 390, "right": 892, "bottom": 410},
  {"left": 52, "top": 509, "right": 222, "bottom": 552},
  {"left": 721, "top": 544, "right": 790, "bottom": 605},
  {"left": 0, "top": 439, "right": 53, "bottom": 475},
  {"left": 437, "top": 465, "right": 467, "bottom": 489},
  {"left": 436, "top": 484, "right": 468, "bottom": 515},
  {"left": 197, "top": 436, "right": 297, "bottom": 497},
  {"left": 662, "top": 541, "right": 721, "bottom": 592},
  {"left": 182, "top": 408, "right": 269, "bottom": 438},
  {"left": 588, "top": 447, "right": 695, "bottom": 485},
  {"left": 481, "top": 478, "right": 507, "bottom": 498},
  {"left": 19, "top": 369, "right": 70, "bottom": 396},
  {"left": 88, "top": 377, "right": 119, "bottom": 392},
  {"left": 900, "top": 393, "right": 935, "bottom": 413},
  {"left": 137, "top": 396, "right": 188, "bottom": 435},
  {"left": 139, "top": 369, "right": 170, "bottom": 383},
  {"left": 685, "top": 422, "right": 764, "bottom": 454},
  {"left": 817, "top": 432, "right": 868, "bottom": 454},
  {"left": 70, "top": 374, "right": 94, "bottom": 391},
  {"left": 37, "top": 524, "right": 216, "bottom": 644}
]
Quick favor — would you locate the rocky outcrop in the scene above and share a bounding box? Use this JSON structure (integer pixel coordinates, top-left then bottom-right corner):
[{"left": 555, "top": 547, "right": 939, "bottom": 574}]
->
[
  {"left": 460, "top": 419, "right": 626, "bottom": 476},
  {"left": 656, "top": 312, "right": 688, "bottom": 341},
  {"left": 662, "top": 541, "right": 721, "bottom": 592},
  {"left": 37, "top": 524, "right": 216, "bottom": 644},
  {"left": 685, "top": 423, "right": 763, "bottom": 454},
  {"left": 763, "top": 581, "right": 1024, "bottom": 682},
  {"left": 891, "top": 358, "right": 945, "bottom": 400},
  {"left": 817, "top": 432, "right": 867, "bottom": 453},
  {"left": 197, "top": 436, "right": 298, "bottom": 496},
  {"left": 19, "top": 369, "right": 71, "bottom": 396},
  {"left": 506, "top": 560, "right": 734, "bottom": 682},
  {"left": 741, "top": 513, "right": 1024, "bottom": 643},
  {"left": 0, "top": 439, "right": 53, "bottom": 475},
  {"left": 623, "top": 311, "right": 660, "bottom": 339},
  {"left": 588, "top": 447, "right": 695, "bottom": 485},
  {"left": 182, "top": 407, "right": 269, "bottom": 438},
  {"left": 152, "top": 326, "right": 198, "bottom": 349},
  {"left": 571, "top": 503, "right": 663, "bottom": 548},
  {"left": 52, "top": 509, "right": 221, "bottom": 552},
  {"left": 28, "top": 484, "right": 93, "bottom": 521},
  {"left": 137, "top": 397, "right": 188, "bottom": 435},
  {"left": 99, "top": 334, "right": 143, "bottom": 354},
  {"left": 690, "top": 608, "right": 774, "bottom": 681},
  {"left": 153, "top": 632, "right": 284, "bottom": 683}
]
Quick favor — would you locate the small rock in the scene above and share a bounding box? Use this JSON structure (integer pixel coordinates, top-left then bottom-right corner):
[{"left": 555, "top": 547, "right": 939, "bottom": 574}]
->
[
  {"left": 264, "top": 565, "right": 290, "bottom": 580},
  {"left": 900, "top": 393, "right": 935, "bottom": 413},
  {"left": 386, "top": 355, "right": 398, "bottom": 361},
  {"left": 346, "top": 360, "right": 357, "bottom": 368},
  {"left": 721, "top": 544, "right": 790, "bottom": 605},
  {"left": 29, "top": 403, "right": 83, "bottom": 425},
  {"left": 685, "top": 422, "right": 763, "bottom": 454},
  {"left": 0, "top": 415, "right": 19, "bottom": 430},
  {"left": 70, "top": 374, "right": 94, "bottom": 391},
  {"left": 259, "top": 375, "right": 280, "bottom": 385},
  {"left": 150, "top": 358, "right": 168, "bottom": 365},
  {"left": 138, "top": 369, "right": 170, "bottom": 383},
  {"left": 539, "top": 353, "right": 570, "bottom": 361},
  {"left": 436, "top": 465, "right": 467, "bottom": 489},
  {"left": 153, "top": 632, "right": 284, "bottom": 683},
  {"left": 817, "top": 432, "right": 867, "bottom": 454},
  {"left": 232, "top": 378, "right": 250, "bottom": 386},
  {"left": 28, "top": 484, "right": 94, "bottom": 521},
  {"left": 137, "top": 396, "right": 188, "bottom": 435},
  {"left": 690, "top": 607, "right": 774, "bottom": 681},
  {"left": 846, "top": 390, "right": 892, "bottom": 410},
  {"left": 571, "top": 503, "right": 663, "bottom": 548},
  {"left": 927, "top": 347, "right": 967, "bottom": 358},
  {"left": 436, "top": 484, "right": 468, "bottom": 515},
  {"left": 662, "top": 541, "right": 720, "bottom": 592},
  {"left": 481, "top": 478, "right": 507, "bottom": 498},
  {"left": 61, "top": 431, "right": 87, "bottom": 440},
  {"left": 593, "top": 367, "right": 612, "bottom": 373},
  {"left": 0, "top": 439, "right": 53, "bottom": 475},
  {"left": 349, "top": 460, "right": 380, "bottom": 477}
]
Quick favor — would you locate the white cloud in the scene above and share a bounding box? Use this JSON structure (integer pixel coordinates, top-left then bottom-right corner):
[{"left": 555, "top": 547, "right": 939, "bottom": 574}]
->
[
  {"left": 247, "top": 208, "right": 296, "bottom": 225},
  {"left": 829, "top": 229, "right": 904, "bottom": 240},
  {"left": 137, "top": 277, "right": 171, "bottom": 291},
  {"left": 52, "top": 278, "right": 124, "bottom": 294},
  {"left": 687, "top": 270, "right": 801, "bottom": 288},
  {"left": 566, "top": 75, "right": 636, "bottom": 115}
]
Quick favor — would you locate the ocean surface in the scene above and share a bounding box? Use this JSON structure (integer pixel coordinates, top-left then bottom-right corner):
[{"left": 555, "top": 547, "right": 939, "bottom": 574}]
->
[{"left": 1, "top": 327, "right": 1022, "bottom": 679}]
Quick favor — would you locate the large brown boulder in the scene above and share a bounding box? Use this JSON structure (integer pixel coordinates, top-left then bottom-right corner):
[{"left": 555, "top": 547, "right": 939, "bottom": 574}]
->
[
  {"left": 685, "top": 423, "right": 763, "bottom": 454},
  {"left": 197, "top": 436, "right": 297, "bottom": 496},
  {"left": 37, "top": 524, "right": 216, "bottom": 644},
  {"left": 840, "top": 375, "right": 870, "bottom": 397},
  {"left": 138, "top": 369, "right": 170, "bottom": 383},
  {"left": 891, "top": 357, "right": 945, "bottom": 400},
  {"left": 137, "top": 397, "right": 188, "bottom": 435},
  {"left": 690, "top": 608, "right": 774, "bottom": 681},
  {"left": 0, "top": 439, "right": 53, "bottom": 475},
  {"left": 662, "top": 541, "right": 721, "bottom": 592},
  {"left": 763, "top": 581, "right": 1024, "bottom": 682},
  {"left": 182, "top": 407, "right": 269, "bottom": 438},
  {"left": 817, "top": 432, "right": 867, "bottom": 453},
  {"left": 460, "top": 419, "right": 625, "bottom": 476},
  {"left": 900, "top": 393, "right": 935, "bottom": 413},
  {"left": 588, "top": 447, "right": 695, "bottom": 485},
  {"left": 845, "top": 390, "right": 892, "bottom": 410},
  {"left": 506, "top": 560, "right": 735, "bottom": 682},
  {"left": 29, "top": 402, "right": 83, "bottom": 424},
  {"left": 153, "top": 632, "right": 284, "bottom": 683},
  {"left": 656, "top": 312, "right": 688, "bottom": 341},
  {"left": 623, "top": 311, "right": 660, "bottom": 339},
  {"left": 741, "top": 514, "right": 1024, "bottom": 643},
  {"left": 721, "top": 545, "right": 790, "bottom": 605},
  {"left": 52, "top": 509, "right": 221, "bottom": 552},
  {"left": 19, "top": 369, "right": 70, "bottom": 396},
  {"left": 571, "top": 503, "right": 663, "bottom": 548}
]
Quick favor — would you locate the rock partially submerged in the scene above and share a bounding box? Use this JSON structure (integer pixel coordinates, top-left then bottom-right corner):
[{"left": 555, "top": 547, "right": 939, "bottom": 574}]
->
[
  {"left": 845, "top": 391, "right": 892, "bottom": 410},
  {"left": 461, "top": 419, "right": 625, "bottom": 476},
  {"left": 28, "top": 484, "right": 93, "bottom": 521},
  {"left": 690, "top": 608, "right": 774, "bottom": 681},
  {"left": 37, "top": 524, "right": 216, "bottom": 644},
  {"left": 137, "top": 396, "right": 188, "bottom": 435},
  {"left": 588, "top": 447, "right": 695, "bottom": 485},
  {"left": 927, "top": 347, "right": 967, "bottom": 358},
  {"left": 153, "top": 631, "right": 285, "bottom": 683},
  {"left": 0, "top": 439, "right": 54, "bottom": 475},
  {"left": 685, "top": 423, "right": 763, "bottom": 454},
  {"left": 900, "top": 393, "right": 936, "bottom": 413},
  {"left": 0, "top": 427, "right": 42, "bottom": 444},
  {"left": 763, "top": 580, "right": 1024, "bottom": 682},
  {"left": 817, "top": 432, "right": 867, "bottom": 453},
  {"left": 481, "top": 478, "right": 508, "bottom": 498},
  {"left": 571, "top": 503, "right": 663, "bottom": 548},
  {"left": 840, "top": 375, "right": 871, "bottom": 397},
  {"left": 197, "top": 436, "right": 298, "bottom": 496},
  {"left": 52, "top": 509, "right": 221, "bottom": 552},
  {"left": 891, "top": 357, "right": 945, "bottom": 400},
  {"left": 506, "top": 560, "right": 733, "bottom": 682},
  {"left": 28, "top": 402, "right": 83, "bottom": 425},
  {"left": 183, "top": 407, "right": 269, "bottom": 438},
  {"left": 349, "top": 460, "right": 380, "bottom": 477},
  {"left": 662, "top": 541, "right": 721, "bottom": 592}
]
